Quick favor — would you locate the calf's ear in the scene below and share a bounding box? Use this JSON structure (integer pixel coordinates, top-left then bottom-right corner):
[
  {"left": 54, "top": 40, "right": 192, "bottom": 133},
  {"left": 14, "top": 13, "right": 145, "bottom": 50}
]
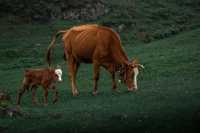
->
[{"left": 56, "top": 65, "right": 62, "bottom": 69}]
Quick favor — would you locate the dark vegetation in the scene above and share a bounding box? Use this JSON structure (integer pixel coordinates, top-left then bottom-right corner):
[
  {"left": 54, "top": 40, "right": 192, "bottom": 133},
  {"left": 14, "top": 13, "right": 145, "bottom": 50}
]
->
[
  {"left": 0, "top": 0, "right": 200, "bottom": 133},
  {"left": 0, "top": 0, "right": 105, "bottom": 22},
  {"left": 0, "top": 0, "right": 200, "bottom": 41}
]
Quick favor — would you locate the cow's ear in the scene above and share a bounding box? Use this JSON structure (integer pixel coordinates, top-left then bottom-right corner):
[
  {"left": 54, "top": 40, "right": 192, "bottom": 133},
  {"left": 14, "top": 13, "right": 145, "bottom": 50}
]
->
[
  {"left": 131, "top": 58, "right": 139, "bottom": 64},
  {"left": 129, "top": 58, "right": 137, "bottom": 68},
  {"left": 130, "top": 58, "right": 145, "bottom": 69},
  {"left": 137, "top": 64, "right": 145, "bottom": 69}
]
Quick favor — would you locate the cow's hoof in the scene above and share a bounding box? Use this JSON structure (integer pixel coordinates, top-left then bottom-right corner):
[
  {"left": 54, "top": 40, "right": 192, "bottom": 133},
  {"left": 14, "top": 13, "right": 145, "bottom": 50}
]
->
[
  {"left": 92, "top": 91, "right": 98, "bottom": 96},
  {"left": 72, "top": 92, "right": 79, "bottom": 96},
  {"left": 43, "top": 103, "right": 48, "bottom": 107}
]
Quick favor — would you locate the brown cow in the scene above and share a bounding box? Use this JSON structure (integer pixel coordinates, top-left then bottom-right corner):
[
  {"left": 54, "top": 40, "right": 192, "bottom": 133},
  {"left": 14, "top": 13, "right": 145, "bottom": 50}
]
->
[
  {"left": 16, "top": 67, "right": 62, "bottom": 106},
  {"left": 46, "top": 24, "right": 144, "bottom": 96}
]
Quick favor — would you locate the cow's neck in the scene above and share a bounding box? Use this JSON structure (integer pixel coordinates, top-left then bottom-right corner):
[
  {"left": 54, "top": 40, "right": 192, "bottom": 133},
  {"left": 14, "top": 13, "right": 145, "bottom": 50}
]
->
[
  {"left": 113, "top": 48, "right": 130, "bottom": 82},
  {"left": 111, "top": 41, "right": 130, "bottom": 65},
  {"left": 115, "top": 54, "right": 129, "bottom": 66}
]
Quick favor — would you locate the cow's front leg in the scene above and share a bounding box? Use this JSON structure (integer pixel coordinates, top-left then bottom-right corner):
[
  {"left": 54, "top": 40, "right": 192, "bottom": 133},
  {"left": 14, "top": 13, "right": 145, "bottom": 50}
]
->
[
  {"left": 111, "top": 72, "right": 118, "bottom": 91},
  {"left": 104, "top": 64, "right": 118, "bottom": 92},
  {"left": 68, "top": 57, "right": 79, "bottom": 96},
  {"left": 93, "top": 62, "right": 100, "bottom": 96}
]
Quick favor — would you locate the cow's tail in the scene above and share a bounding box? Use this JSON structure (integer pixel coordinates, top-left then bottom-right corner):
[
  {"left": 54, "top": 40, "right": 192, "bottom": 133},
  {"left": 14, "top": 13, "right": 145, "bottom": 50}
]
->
[{"left": 46, "top": 30, "right": 67, "bottom": 66}]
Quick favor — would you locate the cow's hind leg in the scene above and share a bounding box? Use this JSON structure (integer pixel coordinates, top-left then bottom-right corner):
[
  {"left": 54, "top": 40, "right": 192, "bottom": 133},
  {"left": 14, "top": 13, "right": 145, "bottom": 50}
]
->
[
  {"left": 93, "top": 61, "right": 100, "bottom": 96},
  {"left": 68, "top": 57, "right": 80, "bottom": 96}
]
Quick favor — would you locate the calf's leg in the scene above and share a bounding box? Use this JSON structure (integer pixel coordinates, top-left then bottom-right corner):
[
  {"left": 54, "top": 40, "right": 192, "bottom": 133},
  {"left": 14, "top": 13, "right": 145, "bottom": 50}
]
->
[
  {"left": 43, "top": 89, "right": 49, "bottom": 106},
  {"left": 16, "top": 84, "right": 29, "bottom": 105},
  {"left": 52, "top": 85, "right": 58, "bottom": 104},
  {"left": 31, "top": 86, "right": 38, "bottom": 105}
]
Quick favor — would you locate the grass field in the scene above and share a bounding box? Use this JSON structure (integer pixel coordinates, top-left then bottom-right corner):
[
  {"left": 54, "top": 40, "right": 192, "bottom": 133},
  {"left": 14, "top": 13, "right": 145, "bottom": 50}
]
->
[{"left": 0, "top": 22, "right": 200, "bottom": 133}]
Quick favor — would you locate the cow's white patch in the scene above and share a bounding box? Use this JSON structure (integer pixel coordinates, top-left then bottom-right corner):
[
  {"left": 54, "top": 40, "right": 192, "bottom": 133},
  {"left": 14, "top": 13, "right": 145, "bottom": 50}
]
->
[
  {"left": 55, "top": 69, "right": 63, "bottom": 82},
  {"left": 133, "top": 68, "right": 139, "bottom": 89}
]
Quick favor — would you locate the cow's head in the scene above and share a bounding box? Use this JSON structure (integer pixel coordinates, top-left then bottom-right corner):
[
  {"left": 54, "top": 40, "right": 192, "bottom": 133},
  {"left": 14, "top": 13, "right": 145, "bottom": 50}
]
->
[
  {"left": 119, "top": 59, "right": 144, "bottom": 91},
  {"left": 54, "top": 66, "right": 63, "bottom": 82}
]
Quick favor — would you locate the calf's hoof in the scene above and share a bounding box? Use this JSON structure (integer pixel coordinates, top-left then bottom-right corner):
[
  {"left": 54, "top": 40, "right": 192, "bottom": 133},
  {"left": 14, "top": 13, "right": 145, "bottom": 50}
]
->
[
  {"left": 53, "top": 99, "right": 58, "bottom": 104},
  {"left": 32, "top": 102, "right": 38, "bottom": 106},
  {"left": 92, "top": 91, "right": 98, "bottom": 96},
  {"left": 43, "top": 103, "right": 48, "bottom": 107},
  {"left": 112, "top": 88, "right": 120, "bottom": 93},
  {"left": 16, "top": 105, "right": 21, "bottom": 109}
]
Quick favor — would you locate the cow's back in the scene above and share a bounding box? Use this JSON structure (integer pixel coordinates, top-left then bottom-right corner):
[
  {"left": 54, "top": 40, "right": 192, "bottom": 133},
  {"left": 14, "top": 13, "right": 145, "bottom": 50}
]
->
[{"left": 62, "top": 25, "right": 122, "bottom": 63}]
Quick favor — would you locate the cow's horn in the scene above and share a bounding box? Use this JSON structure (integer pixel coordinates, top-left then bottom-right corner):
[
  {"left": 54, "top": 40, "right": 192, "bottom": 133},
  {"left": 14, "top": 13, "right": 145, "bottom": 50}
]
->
[{"left": 138, "top": 64, "right": 144, "bottom": 69}]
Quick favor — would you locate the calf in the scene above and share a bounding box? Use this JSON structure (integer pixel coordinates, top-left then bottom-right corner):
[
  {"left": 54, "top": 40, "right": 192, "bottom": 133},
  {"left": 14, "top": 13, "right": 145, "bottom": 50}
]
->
[{"left": 16, "top": 67, "right": 62, "bottom": 106}]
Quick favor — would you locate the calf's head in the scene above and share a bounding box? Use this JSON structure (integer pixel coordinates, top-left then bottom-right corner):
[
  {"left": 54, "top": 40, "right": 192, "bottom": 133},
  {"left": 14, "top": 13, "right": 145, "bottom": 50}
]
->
[
  {"left": 120, "top": 59, "right": 144, "bottom": 91},
  {"left": 54, "top": 68, "right": 63, "bottom": 82}
]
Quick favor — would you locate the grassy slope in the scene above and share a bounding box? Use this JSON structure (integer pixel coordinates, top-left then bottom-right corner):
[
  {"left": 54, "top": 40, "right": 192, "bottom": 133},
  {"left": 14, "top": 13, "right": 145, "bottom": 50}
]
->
[{"left": 0, "top": 21, "right": 200, "bottom": 133}]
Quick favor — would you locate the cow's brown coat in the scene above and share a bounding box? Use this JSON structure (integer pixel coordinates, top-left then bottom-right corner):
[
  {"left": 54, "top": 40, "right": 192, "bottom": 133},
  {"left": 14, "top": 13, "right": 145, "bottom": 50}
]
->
[{"left": 47, "top": 24, "right": 143, "bottom": 96}]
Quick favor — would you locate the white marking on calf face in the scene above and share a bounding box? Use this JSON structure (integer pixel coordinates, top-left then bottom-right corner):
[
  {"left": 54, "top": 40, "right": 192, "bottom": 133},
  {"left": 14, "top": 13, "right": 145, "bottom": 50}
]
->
[
  {"left": 55, "top": 69, "right": 63, "bottom": 82},
  {"left": 133, "top": 67, "right": 139, "bottom": 89}
]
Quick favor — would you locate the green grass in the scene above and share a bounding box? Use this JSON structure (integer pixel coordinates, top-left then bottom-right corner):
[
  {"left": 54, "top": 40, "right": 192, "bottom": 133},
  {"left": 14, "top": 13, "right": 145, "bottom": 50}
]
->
[{"left": 0, "top": 22, "right": 200, "bottom": 133}]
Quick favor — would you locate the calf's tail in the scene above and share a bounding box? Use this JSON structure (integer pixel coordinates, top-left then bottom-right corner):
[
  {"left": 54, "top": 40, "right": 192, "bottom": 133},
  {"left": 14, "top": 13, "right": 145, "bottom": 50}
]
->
[{"left": 46, "top": 30, "right": 67, "bottom": 66}]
